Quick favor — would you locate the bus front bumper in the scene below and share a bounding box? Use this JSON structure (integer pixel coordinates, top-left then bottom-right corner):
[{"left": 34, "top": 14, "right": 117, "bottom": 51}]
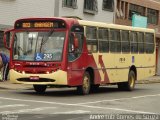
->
[{"left": 9, "top": 69, "right": 68, "bottom": 85}]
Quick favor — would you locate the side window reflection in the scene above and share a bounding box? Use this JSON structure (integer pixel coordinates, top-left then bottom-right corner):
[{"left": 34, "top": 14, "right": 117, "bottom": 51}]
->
[{"left": 68, "top": 26, "right": 84, "bottom": 61}]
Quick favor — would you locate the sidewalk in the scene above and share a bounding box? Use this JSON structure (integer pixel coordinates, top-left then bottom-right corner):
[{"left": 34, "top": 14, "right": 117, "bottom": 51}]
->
[
  {"left": 0, "top": 81, "right": 32, "bottom": 90},
  {"left": 136, "top": 75, "right": 160, "bottom": 84},
  {"left": 0, "top": 76, "right": 160, "bottom": 90}
]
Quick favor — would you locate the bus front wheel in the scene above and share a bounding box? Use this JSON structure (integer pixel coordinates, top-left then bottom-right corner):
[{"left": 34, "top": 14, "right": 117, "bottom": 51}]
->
[
  {"left": 118, "top": 70, "right": 136, "bottom": 91},
  {"left": 77, "top": 71, "right": 91, "bottom": 95},
  {"left": 33, "top": 85, "right": 47, "bottom": 94}
]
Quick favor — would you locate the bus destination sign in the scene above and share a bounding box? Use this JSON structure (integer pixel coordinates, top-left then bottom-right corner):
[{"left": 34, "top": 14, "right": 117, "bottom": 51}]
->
[
  {"left": 15, "top": 20, "right": 66, "bottom": 29},
  {"left": 22, "top": 22, "right": 54, "bottom": 28}
]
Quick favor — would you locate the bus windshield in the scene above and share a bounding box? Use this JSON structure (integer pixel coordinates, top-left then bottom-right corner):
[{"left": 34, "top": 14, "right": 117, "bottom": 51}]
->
[{"left": 13, "top": 31, "right": 66, "bottom": 61}]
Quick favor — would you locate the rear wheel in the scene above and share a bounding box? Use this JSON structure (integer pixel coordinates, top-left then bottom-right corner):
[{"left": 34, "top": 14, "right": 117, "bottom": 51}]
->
[
  {"left": 33, "top": 85, "right": 47, "bottom": 94},
  {"left": 77, "top": 71, "right": 91, "bottom": 95},
  {"left": 127, "top": 70, "right": 136, "bottom": 91},
  {"left": 118, "top": 70, "right": 136, "bottom": 91}
]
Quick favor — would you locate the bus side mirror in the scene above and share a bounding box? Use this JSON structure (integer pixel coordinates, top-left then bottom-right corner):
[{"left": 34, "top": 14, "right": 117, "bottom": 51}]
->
[
  {"left": 74, "top": 37, "right": 79, "bottom": 49},
  {"left": 71, "top": 33, "right": 79, "bottom": 50},
  {"left": 3, "top": 30, "right": 12, "bottom": 50}
]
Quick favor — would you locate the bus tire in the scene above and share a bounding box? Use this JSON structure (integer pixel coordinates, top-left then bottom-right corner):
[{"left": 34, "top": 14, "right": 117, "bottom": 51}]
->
[
  {"left": 127, "top": 70, "right": 136, "bottom": 91},
  {"left": 118, "top": 70, "right": 136, "bottom": 91},
  {"left": 77, "top": 71, "right": 91, "bottom": 95},
  {"left": 33, "top": 85, "right": 47, "bottom": 94}
]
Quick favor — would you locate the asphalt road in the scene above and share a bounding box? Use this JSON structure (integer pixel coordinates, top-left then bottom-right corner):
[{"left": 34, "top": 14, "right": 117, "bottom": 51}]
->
[{"left": 0, "top": 83, "right": 160, "bottom": 120}]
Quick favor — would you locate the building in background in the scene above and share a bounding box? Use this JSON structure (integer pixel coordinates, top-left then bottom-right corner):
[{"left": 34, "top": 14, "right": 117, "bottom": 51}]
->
[
  {"left": 115, "top": 0, "right": 160, "bottom": 75},
  {"left": 0, "top": 0, "right": 115, "bottom": 50},
  {"left": 0, "top": 0, "right": 115, "bottom": 26}
]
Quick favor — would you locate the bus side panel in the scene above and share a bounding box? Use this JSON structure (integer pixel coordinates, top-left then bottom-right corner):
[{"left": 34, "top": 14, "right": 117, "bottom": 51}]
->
[
  {"left": 67, "top": 52, "right": 102, "bottom": 86},
  {"left": 108, "top": 53, "right": 155, "bottom": 83},
  {"left": 96, "top": 53, "right": 115, "bottom": 84},
  {"left": 113, "top": 54, "right": 130, "bottom": 83},
  {"left": 137, "top": 54, "right": 156, "bottom": 80},
  {"left": 67, "top": 59, "right": 84, "bottom": 86},
  {"left": 136, "top": 54, "right": 146, "bottom": 80}
]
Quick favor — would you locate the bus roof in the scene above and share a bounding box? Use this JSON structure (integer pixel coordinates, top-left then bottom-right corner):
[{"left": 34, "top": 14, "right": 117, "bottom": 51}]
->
[
  {"left": 78, "top": 20, "right": 155, "bottom": 33},
  {"left": 14, "top": 17, "right": 155, "bottom": 33},
  {"left": 15, "top": 17, "right": 76, "bottom": 22},
  {"left": 14, "top": 17, "right": 78, "bottom": 29}
]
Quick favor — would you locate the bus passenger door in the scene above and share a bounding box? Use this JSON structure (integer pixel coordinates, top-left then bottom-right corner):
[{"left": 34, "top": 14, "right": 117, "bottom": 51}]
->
[{"left": 68, "top": 25, "right": 85, "bottom": 86}]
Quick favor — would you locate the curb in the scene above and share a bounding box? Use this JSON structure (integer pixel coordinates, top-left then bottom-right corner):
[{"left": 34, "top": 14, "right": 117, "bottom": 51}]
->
[
  {"left": 136, "top": 76, "right": 160, "bottom": 84},
  {"left": 136, "top": 79, "right": 160, "bottom": 84},
  {"left": 0, "top": 86, "right": 33, "bottom": 90},
  {"left": 0, "top": 82, "right": 32, "bottom": 90},
  {"left": 0, "top": 87, "right": 33, "bottom": 90},
  {"left": 0, "top": 87, "right": 9, "bottom": 89}
]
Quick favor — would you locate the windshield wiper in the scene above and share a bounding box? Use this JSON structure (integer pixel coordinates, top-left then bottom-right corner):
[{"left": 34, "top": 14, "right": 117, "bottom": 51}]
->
[
  {"left": 39, "top": 29, "right": 54, "bottom": 52},
  {"left": 34, "top": 32, "right": 40, "bottom": 54},
  {"left": 40, "top": 35, "right": 45, "bottom": 52}
]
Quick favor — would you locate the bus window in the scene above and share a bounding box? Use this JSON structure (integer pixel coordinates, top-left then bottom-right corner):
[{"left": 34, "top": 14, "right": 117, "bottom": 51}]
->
[
  {"left": 13, "top": 31, "right": 65, "bottom": 61},
  {"left": 145, "top": 33, "right": 154, "bottom": 53},
  {"left": 68, "top": 25, "right": 84, "bottom": 61},
  {"left": 86, "top": 26, "right": 98, "bottom": 53},
  {"left": 138, "top": 32, "right": 144, "bottom": 53},
  {"left": 121, "top": 30, "right": 130, "bottom": 53},
  {"left": 98, "top": 28, "right": 109, "bottom": 53},
  {"left": 110, "top": 29, "right": 121, "bottom": 53},
  {"left": 130, "top": 32, "right": 138, "bottom": 53}
]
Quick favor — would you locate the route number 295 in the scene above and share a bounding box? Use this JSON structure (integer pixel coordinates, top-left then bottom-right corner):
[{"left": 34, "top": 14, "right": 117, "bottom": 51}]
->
[{"left": 44, "top": 53, "right": 53, "bottom": 60}]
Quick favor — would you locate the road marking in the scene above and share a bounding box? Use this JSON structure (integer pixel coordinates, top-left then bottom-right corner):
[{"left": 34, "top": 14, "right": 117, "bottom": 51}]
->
[
  {"left": 77, "top": 94, "right": 160, "bottom": 105},
  {"left": 1, "top": 107, "right": 56, "bottom": 114},
  {"left": 54, "top": 110, "right": 90, "bottom": 114},
  {"left": 0, "top": 97, "right": 76, "bottom": 106},
  {"left": 0, "top": 104, "right": 28, "bottom": 108},
  {"left": 0, "top": 95, "right": 159, "bottom": 114},
  {"left": 0, "top": 94, "right": 160, "bottom": 106}
]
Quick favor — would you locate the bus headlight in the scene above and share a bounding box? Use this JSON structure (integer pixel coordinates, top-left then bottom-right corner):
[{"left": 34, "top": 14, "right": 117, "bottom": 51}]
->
[
  {"left": 22, "top": 71, "right": 25, "bottom": 74},
  {"left": 46, "top": 71, "right": 50, "bottom": 74}
]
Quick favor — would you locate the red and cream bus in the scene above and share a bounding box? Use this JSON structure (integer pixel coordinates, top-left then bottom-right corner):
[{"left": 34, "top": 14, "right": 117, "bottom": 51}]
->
[{"left": 3, "top": 17, "right": 156, "bottom": 95}]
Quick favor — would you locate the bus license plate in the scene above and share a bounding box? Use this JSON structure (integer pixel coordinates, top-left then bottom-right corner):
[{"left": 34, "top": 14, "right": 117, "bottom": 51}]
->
[{"left": 30, "top": 76, "right": 39, "bottom": 81}]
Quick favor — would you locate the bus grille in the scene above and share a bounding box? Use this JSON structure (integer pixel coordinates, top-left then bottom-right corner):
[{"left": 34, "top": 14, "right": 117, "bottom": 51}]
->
[{"left": 17, "top": 78, "right": 55, "bottom": 82}]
